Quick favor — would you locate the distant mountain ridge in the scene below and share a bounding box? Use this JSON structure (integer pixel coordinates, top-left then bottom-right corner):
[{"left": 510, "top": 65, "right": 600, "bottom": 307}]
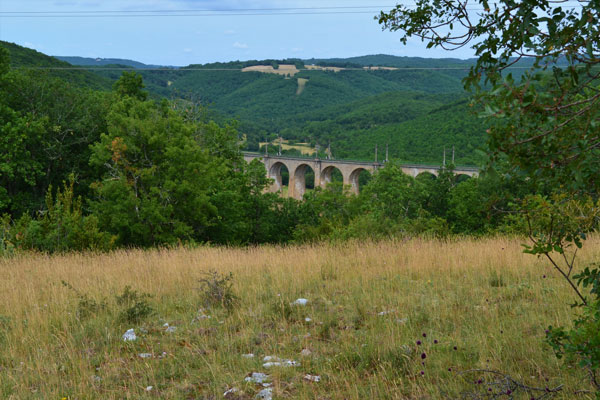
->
[
  {"left": 56, "top": 53, "right": 477, "bottom": 70},
  {"left": 55, "top": 56, "right": 173, "bottom": 69}
]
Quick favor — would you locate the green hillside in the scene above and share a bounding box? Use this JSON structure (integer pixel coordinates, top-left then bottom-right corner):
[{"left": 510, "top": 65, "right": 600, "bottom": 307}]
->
[
  {"left": 276, "top": 92, "right": 485, "bottom": 165},
  {"left": 0, "top": 41, "right": 112, "bottom": 90},
  {"left": 55, "top": 56, "right": 167, "bottom": 69},
  {"left": 306, "top": 54, "right": 475, "bottom": 68},
  {"left": 27, "top": 46, "right": 487, "bottom": 165}
]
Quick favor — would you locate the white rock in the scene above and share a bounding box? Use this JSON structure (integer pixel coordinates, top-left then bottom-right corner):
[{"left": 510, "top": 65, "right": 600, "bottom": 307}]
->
[
  {"left": 303, "top": 374, "right": 321, "bottom": 382},
  {"left": 242, "top": 353, "right": 255, "bottom": 358},
  {"left": 292, "top": 298, "right": 308, "bottom": 306},
  {"left": 122, "top": 329, "right": 137, "bottom": 342},
  {"left": 262, "top": 362, "right": 282, "bottom": 368},
  {"left": 165, "top": 326, "right": 177, "bottom": 333},
  {"left": 300, "top": 348, "right": 312, "bottom": 357},
  {"left": 145, "top": 386, "right": 153, "bottom": 391},
  {"left": 262, "top": 355, "right": 279, "bottom": 362},
  {"left": 223, "top": 387, "right": 238, "bottom": 397},
  {"left": 255, "top": 388, "right": 272, "bottom": 400},
  {"left": 304, "top": 317, "right": 312, "bottom": 322},
  {"left": 139, "top": 353, "right": 152, "bottom": 359},
  {"left": 263, "top": 359, "right": 299, "bottom": 368},
  {"left": 244, "top": 372, "right": 269, "bottom": 384}
]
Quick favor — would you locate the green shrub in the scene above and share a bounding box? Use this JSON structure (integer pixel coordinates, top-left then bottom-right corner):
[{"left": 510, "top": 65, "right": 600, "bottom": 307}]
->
[
  {"left": 13, "top": 176, "right": 115, "bottom": 253},
  {"left": 115, "top": 286, "right": 154, "bottom": 323},
  {"left": 198, "top": 270, "right": 239, "bottom": 312},
  {"left": 61, "top": 281, "right": 107, "bottom": 320}
]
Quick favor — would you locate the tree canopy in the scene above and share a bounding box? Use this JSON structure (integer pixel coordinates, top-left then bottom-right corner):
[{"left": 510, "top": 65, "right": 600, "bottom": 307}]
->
[{"left": 379, "top": 0, "right": 600, "bottom": 193}]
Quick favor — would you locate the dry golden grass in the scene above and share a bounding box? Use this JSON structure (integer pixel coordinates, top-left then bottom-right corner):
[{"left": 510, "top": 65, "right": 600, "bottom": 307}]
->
[
  {"left": 296, "top": 78, "right": 308, "bottom": 96},
  {"left": 242, "top": 65, "right": 300, "bottom": 76},
  {"left": 259, "top": 140, "right": 315, "bottom": 156},
  {"left": 0, "top": 237, "right": 598, "bottom": 399},
  {"left": 304, "top": 65, "right": 344, "bottom": 72}
]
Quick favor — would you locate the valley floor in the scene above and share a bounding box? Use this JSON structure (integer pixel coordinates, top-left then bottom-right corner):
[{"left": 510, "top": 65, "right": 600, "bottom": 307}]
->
[{"left": 0, "top": 238, "right": 598, "bottom": 399}]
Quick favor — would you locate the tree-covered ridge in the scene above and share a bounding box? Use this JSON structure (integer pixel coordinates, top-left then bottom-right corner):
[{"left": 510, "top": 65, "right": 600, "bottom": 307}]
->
[
  {"left": 306, "top": 54, "right": 476, "bottom": 68},
  {"left": 161, "top": 67, "right": 477, "bottom": 162},
  {"left": 51, "top": 47, "right": 482, "bottom": 162},
  {"left": 55, "top": 56, "right": 167, "bottom": 69},
  {"left": 0, "top": 41, "right": 113, "bottom": 90}
]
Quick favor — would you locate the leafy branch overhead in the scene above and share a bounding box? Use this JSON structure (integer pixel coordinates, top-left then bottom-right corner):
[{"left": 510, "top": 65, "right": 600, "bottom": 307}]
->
[{"left": 379, "top": 0, "right": 600, "bottom": 194}]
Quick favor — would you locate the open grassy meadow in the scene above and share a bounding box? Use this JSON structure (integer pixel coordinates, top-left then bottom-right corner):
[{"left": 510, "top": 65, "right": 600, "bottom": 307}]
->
[{"left": 1, "top": 238, "right": 598, "bottom": 399}]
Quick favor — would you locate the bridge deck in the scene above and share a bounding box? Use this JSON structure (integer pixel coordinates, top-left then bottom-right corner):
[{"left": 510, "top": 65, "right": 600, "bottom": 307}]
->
[{"left": 243, "top": 152, "right": 478, "bottom": 172}]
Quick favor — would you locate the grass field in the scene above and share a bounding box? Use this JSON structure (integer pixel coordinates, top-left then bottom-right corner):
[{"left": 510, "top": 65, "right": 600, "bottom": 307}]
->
[
  {"left": 1, "top": 237, "right": 598, "bottom": 399},
  {"left": 259, "top": 140, "right": 315, "bottom": 156}
]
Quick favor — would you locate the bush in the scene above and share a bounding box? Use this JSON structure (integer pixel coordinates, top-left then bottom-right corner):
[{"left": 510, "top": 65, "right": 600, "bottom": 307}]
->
[
  {"left": 115, "top": 286, "right": 154, "bottom": 323},
  {"left": 61, "top": 281, "right": 107, "bottom": 320},
  {"left": 198, "top": 270, "right": 239, "bottom": 312},
  {"left": 13, "top": 177, "right": 115, "bottom": 253}
]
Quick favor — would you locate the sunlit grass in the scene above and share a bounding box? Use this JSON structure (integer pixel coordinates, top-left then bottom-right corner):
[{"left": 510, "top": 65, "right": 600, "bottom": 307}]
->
[{"left": 0, "top": 237, "right": 598, "bottom": 399}]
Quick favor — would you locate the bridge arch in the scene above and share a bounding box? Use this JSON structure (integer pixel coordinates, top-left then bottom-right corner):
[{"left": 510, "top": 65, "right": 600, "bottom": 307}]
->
[
  {"left": 320, "top": 165, "right": 343, "bottom": 188},
  {"left": 348, "top": 167, "right": 370, "bottom": 195},
  {"left": 268, "top": 161, "right": 289, "bottom": 193},
  {"left": 456, "top": 173, "right": 472, "bottom": 183},
  {"left": 416, "top": 171, "right": 437, "bottom": 180},
  {"left": 290, "top": 163, "right": 316, "bottom": 200}
]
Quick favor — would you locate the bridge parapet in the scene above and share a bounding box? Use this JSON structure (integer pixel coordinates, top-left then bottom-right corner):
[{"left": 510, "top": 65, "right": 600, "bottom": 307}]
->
[{"left": 243, "top": 153, "right": 478, "bottom": 200}]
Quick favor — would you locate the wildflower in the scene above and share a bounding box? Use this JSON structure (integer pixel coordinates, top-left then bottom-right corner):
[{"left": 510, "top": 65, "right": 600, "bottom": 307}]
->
[
  {"left": 434, "top": 339, "right": 438, "bottom": 344},
  {"left": 422, "top": 333, "right": 427, "bottom": 338},
  {"left": 421, "top": 352, "right": 426, "bottom": 360},
  {"left": 416, "top": 340, "right": 422, "bottom": 345},
  {"left": 453, "top": 346, "right": 457, "bottom": 350},
  {"left": 420, "top": 371, "right": 425, "bottom": 375}
]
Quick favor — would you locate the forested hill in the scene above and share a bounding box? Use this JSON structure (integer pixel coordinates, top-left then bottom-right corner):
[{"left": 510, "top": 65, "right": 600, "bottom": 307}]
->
[
  {"left": 3, "top": 41, "right": 487, "bottom": 165},
  {"left": 1, "top": 41, "right": 112, "bottom": 90},
  {"left": 306, "top": 54, "right": 476, "bottom": 68},
  {"left": 55, "top": 56, "right": 167, "bottom": 69}
]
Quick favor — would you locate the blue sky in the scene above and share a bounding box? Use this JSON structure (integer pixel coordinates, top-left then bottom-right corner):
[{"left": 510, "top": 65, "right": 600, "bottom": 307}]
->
[{"left": 0, "top": 0, "right": 478, "bottom": 65}]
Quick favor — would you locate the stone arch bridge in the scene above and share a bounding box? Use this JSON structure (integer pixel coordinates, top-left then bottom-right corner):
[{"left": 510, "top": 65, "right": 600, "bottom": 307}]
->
[{"left": 243, "top": 153, "right": 479, "bottom": 200}]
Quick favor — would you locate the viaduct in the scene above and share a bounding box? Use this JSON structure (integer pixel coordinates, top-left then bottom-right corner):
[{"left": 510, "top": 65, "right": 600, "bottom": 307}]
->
[{"left": 243, "top": 153, "right": 479, "bottom": 200}]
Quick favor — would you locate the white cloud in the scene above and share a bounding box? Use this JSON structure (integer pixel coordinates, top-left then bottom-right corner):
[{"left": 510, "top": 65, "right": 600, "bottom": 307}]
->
[
  {"left": 233, "top": 41, "right": 248, "bottom": 49},
  {"left": 183, "top": 48, "right": 193, "bottom": 53},
  {"left": 291, "top": 47, "right": 303, "bottom": 53}
]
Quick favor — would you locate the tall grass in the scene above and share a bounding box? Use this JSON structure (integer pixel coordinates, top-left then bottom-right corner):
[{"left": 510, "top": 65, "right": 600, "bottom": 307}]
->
[{"left": 0, "top": 237, "right": 598, "bottom": 399}]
